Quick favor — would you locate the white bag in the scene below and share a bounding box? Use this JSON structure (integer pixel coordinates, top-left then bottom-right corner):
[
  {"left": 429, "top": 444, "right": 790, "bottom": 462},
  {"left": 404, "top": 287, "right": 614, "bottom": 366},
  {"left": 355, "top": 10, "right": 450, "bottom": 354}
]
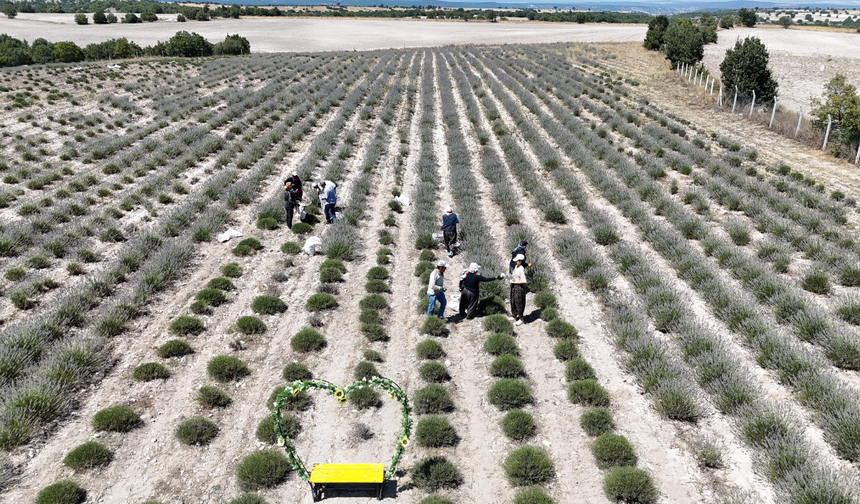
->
[
  {"left": 298, "top": 204, "right": 307, "bottom": 221},
  {"left": 431, "top": 232, "right": 444, "bottom": 243},
  {"left": 303, "top": 236, "right": 323, "bottom": 256},
  {"left": 217, "top": 229, "right": 243, "bottom": 243}
]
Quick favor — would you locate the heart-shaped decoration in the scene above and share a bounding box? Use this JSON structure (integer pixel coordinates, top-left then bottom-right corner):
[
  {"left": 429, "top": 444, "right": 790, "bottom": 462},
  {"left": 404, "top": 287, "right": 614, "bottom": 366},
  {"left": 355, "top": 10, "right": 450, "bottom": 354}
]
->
[{"left": 272, "top": 376, "right": 412, "bottom": 481}]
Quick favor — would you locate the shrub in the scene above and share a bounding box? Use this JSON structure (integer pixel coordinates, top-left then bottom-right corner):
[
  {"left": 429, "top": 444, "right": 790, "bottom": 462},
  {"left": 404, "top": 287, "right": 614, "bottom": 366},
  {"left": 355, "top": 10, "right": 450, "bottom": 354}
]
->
[
  {"left": 581, "top": 407, "right": 614, "bottom": 436},
  {"left": 365, "top": 279, "right": 391, "bottom": 293},
  {"left": 410, "top": 456, "right": 463, "bottom": 491},
  {"left": 602, "top": 467, "right": 657, "bottom": 503},
  {"left": 501, "top": 409, "right": 536, "bottom": 441},
  {"left": 592, "top": 433, "right": 637, "bottom": 469},
  {"left": 483, "top": 314, "right": 514, "bottom": 334},
  {"left": 419, "top": 497, "right": 454, "bottom": 504},
  {"left": 92, "top": 405, "right": 140, "bottom": 432},
  {"left": 553, "top": 339, "right": 579, "bottom": 361},
  {"left": 490, "top": 354, "right": 524, "bottom": 378},
  {"left": 361, "top": 323, "right": 388, "bottom": 342},
  {"left": 229, "top": 494, "right": 269, "bottom": 504},
  {"left": 291, "top": 222, "right": 313, "bottom": 234},
  {"left": 348, "top": 386, "right": 381, "bottom": 409},
  {"left": 417, "top": 339, "right": 443, "bottom": 360},
  {"left": 256, "top": 414, "right": 300, "bottom": 444},
  {"left": 503, "top": 446, "right": 555, "bottom": 486},
  {"left": 155, "top": 339, "right": 193, "bottom": 359},
  {"left": 291, "top": 328, "right": 326, "bottom": 352},
  {"left": 484, "top": 333, "right": 518, "bottom": 356},
  {"left": 206, "top": 277, "right": 235, "bottom": 291},
  {"left": 488, "top": 379, "right": 533, "bottom": 410},
  {"left": 366, "top": 266, "right": 389, "bottom": 280},
  {"left": 232, "top": 238, "right": 264, "bottom": 256},
  {"left": 321, "top": 258, "right": 347, "bottom": 273},
  {"left": 568, "top": 380, "right": 610, "bottom": 407},
  {"left": 801, "top": 269, "right": 831, "bottom": 295},
  {"left": 421, "top": 317, "right": 449, "bottom": 337},
  {"left": 282, "top": 363, "right": 311, "bottom": 382},
  {"left": 35, "top": 481, "right": 86, "bottom": 504},
  {"left": 257, "top": 216, "right": 278, "bottom": 230},
  {"left": 235, "top": 450, "right": 291, "bottom": 491},
  {"left": 305, "top": 293, "right": 337, "bottom": 312},
  {"left": 836, "top": 296, "right": 860, "bottom": 325},
  {"left": 533, "top": 291, "right": 558, "bottom": 309},
  {"left": 363, "top": 349, "right": 384, "bottom": 362},
  {"left": 196, "top": 386, "right": 231, "bottom": 408},
  {"left": 513, "top": 487, "right": 555, "bottom": 504},
  {"left": 271, "top": 388, "right": 311, "bottom": 411},
  {"left": 419, "top": 361, "right": 450, "bottom": 382},
  {"left": 565, "top": 357, "right": 596, "bottom": 382},
  {"left": 251, "top": 295, "right": 287, "bottom": 315},
  {"left": 694, "top": 437, "right": 724, "bottom": 469},
  {"left": 354, "top": 361, "right": 380, "bottom": 381},
  {"left": 478, "top": 294, "right": 506, "bottom": 316},
  {"left": 207, "top": 355, "right": 251, "bottom": 382},
  {"left": 195, "top": 288, "right": 227, "bottom": 307},
  {"left": 546, "top": 319, "right": 578, "bottom": 339},
  {"left": 168, "top": 316, "right": 205, "bottom": 336},
  {"left": 359, "top": 308, "right": 381, "bottom": 325},
  {"left": 190, "top": 301, "right": 211, "bottom": 315},
  {"left": 319, "top": 266, "right": 343, "bottom": 283},
  {"left": 176, "top": 416, "right": 219, "bottom": 445},
  {"left": 414, "top": 261, "right": 435, "bottom": 277},
  {"left": 132, "top": 362, "right": 170, "bottom": 381},
  {"left": 63, "top": 441, "right": 112, "bottom": 469},
  {"left": 415, "top": 416, "right": 458, "bottom": 447},
  {"left": 221, "top": 262, "right": 242, "bottom": 277},
  {"left": 281, "top": 241, "right": 301, "bottom": 254},
  {"left": 236, "top": 316, "right": 267, "bottom": 335},
  {"left": 360, "top": 294, "right": 388, "bottom": 310},
  {"left": 414, "top": 384, "right": 454, "bottom": 414},
  {"left": 419, "top": 249, "right": 436, "bottom": 261}
]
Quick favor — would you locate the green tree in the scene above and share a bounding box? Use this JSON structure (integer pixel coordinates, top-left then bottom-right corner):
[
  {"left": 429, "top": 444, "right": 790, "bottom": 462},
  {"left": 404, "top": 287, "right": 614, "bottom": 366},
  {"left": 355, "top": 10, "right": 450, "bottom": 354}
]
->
[
  {"left": 106, "top": 12, "right": 117, "bottom": 23},
  {"left": 74, "top": 13, "right": 88, "bottom": 24},
  {"left": 737, "top": 7, "right": 756, "bottom": 27},
  {"left": 719, "top": 36, "right": 778, "bottom": 102},
  {"left": 140, "top": 11, "right": 158, "bottom": 22},
  {"left": 93, "top": 9, "right": 107, "bottom": 24},
  {"left": 643, "top": 15, "right": 669, "bottom": 51},
  {"left": 124, "top": 12, "right": 140, "bottom": 23},
  {"left": 719, "top": 14, "right": 734, "bottom": 29},
  {"left": 214, "top": 34, "right": 250, "bottom": 55},
  {"left": 1, "top": 4, "right": 16, "bottom": 18},
  {"left": 166, "top": 31, "right": 214, "bottom": 57},
  {"left": 177, "top": 13, "right": 186, "bottom": 22},
  {"left": 777, "top": 16, "right": 792, "bottom": 28},
  {"left": 53, "top": 41, "right": 85, "bottom": 62},
  {"left": 229, "top": 4, "right": 241, "bottom": 18},
  {"left": 0, "top": 34, "right": 33, "bottom": 66},
  {"left": 699, "top": 12, "right": 718, "bottom": 43},
  {"left": 31, "top": 38, "right": 55, "bottom": 63},
  {"left": 662, "top": 18, "right": 704, "bottom": 67},
  {"left": 811, "top": 74, "right": 860, "bottom": 145}
]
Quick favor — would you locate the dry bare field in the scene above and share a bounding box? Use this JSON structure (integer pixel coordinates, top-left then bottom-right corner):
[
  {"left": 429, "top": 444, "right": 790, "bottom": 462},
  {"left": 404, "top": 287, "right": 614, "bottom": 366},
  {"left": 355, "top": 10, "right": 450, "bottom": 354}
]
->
[
  {"left": 0, "top": 15, "right": 647, "bottom": 52},
  {"left": 2, "top": 36, "right": 860, "bottom": 504}
]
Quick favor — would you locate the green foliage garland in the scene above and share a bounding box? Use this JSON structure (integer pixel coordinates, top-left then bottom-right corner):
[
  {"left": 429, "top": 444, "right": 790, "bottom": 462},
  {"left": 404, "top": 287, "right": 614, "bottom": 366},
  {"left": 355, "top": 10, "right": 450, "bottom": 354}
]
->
[{"left": 272, "top": 376, "right": 411, "bottom": 481}]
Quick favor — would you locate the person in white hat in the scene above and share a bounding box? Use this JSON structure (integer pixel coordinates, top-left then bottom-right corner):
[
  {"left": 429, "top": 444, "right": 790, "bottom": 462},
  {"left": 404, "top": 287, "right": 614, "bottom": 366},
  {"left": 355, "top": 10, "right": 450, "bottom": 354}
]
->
[
  {"left": 440, "top": 206, "right": 459, "bottom": 257},
  {"left": 509, "top": 254, "right": 529, "bottom": 325},
  {"left": 458, "top": 263, "right": 504, "bottom": 319},
  {"left": 426, "top": 260, "right": 448, "bottom": 318},
  {"left": 283, "top": 171, "right": 302, "bottom": 229}
]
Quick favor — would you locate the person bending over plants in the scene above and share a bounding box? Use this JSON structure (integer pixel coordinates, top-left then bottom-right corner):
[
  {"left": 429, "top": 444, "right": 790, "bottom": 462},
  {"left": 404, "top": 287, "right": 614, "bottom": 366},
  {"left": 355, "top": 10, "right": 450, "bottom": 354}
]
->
[{"left": 458, "top": 263, "right": 504, "bottom": 319}]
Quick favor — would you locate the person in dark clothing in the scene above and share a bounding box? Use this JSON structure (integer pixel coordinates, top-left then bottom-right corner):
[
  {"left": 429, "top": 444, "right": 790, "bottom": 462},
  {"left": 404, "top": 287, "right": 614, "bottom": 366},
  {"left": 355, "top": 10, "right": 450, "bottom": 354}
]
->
[
  {"left": 509, "top": 240, "right": 530, "bottom": 274},
  {"left": 441, "top": 206, "right": 459, "bottom": 258},
  {"left": 284, "top": 171, "right": 302, "bottom": 229},
  {"left": 458, "top": 263, "right": 504, "bottom": 319}
]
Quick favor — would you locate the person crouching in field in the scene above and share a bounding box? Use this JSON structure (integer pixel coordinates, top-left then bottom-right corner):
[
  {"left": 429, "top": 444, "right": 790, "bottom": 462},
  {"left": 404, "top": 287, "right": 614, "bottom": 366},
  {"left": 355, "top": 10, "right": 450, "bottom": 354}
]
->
[
  {"left": 509, "top": 254, "right": 529, "bottom": 326},
  {"left": 284, "top": 171, "right": 302, "bottom": 229},
  {"left": 427, "top": 260, "right": 448, "bottom": 318},
  {"left": 441, "top": 206, "right": 459, "bottom": 257},
  {"left": 458, "top": 263, "right": 504, "bottom": 319}
]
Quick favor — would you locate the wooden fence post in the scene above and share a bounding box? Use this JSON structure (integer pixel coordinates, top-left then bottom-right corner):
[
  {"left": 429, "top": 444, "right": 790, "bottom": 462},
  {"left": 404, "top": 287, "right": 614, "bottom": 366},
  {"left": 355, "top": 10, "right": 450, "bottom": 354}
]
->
[
  {"left": 749, "top": 90, "right": 756, "bottom": 118},
  {"left": 822, "top": 114, "right": 832, "bottom": 151},
  {"left": 795, "top": 106, "right": 803, "bottom": 138},
  {"left": 718, "top": 83, "right": 723, "bottom": 105},
  {"left": 710, "top": 79, "right": 715, "bottom": 95},
  {"left": 769, "top": 97, "right": 777, "bottom": 128},
  {"left": 732, "top": 86, "right": 738, "bottom": 114}
]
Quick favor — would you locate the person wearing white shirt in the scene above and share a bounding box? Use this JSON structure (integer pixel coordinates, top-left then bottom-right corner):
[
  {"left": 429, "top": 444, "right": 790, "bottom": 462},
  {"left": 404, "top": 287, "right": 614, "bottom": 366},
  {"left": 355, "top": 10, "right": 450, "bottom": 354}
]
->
[{"left": 510, "top": 254, "right": 529, "bottom": 325}]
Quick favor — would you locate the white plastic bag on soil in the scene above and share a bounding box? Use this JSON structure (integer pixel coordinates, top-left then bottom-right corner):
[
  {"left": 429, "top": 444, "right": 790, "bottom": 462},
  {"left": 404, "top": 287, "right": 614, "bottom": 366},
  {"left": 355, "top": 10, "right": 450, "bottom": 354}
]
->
[{"left": 303, "top": 236, "right": 323, "bottom": 255}]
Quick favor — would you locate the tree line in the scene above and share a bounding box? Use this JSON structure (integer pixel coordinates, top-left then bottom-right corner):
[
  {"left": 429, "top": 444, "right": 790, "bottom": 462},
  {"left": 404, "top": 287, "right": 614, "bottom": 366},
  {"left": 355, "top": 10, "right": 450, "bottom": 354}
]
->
[{"left": 0, "top": 31, "right": 250, "bottom": 67}]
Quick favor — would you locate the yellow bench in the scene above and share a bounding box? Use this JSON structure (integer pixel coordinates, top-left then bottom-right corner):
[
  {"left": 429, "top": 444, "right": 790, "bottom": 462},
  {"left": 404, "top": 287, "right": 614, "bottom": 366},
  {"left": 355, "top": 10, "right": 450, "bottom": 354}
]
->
[{"left": 309, "top": 463, "right": 384, "bottom": 501}]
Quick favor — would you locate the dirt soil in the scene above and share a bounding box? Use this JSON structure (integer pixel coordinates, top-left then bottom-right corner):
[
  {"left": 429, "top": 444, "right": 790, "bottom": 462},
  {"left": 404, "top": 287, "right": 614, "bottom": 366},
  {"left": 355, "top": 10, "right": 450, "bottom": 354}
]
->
[{"left": 0, "top": 15, "right": 647, "bottom": 53}]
